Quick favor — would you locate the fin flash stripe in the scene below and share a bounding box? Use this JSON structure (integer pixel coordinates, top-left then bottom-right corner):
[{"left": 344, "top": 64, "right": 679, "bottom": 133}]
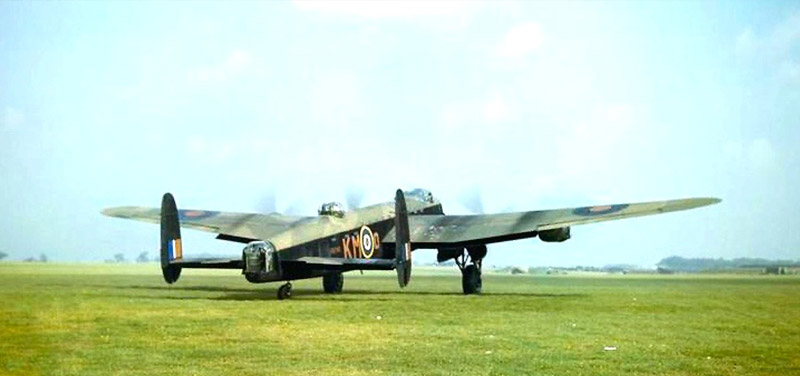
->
[{"left": 167, "top": 239, "right": 183, "bottom": 260}]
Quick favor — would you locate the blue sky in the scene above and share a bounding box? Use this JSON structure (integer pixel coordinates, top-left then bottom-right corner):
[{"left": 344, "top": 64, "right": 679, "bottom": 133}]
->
[{"left": 1, "top": 1, "right": 798, "bottom": 267}]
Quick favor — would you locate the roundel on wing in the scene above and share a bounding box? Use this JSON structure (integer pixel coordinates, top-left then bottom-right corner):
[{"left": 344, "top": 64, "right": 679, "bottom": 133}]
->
[
  {"left": 360, "top": 225, "right": 375, "bottom": 259},
  {"left": 572, "top": 204, "right": 629, "bottom": 217},
  {"left": 179, "top": 210, "right": 219, "bottom": 220}
]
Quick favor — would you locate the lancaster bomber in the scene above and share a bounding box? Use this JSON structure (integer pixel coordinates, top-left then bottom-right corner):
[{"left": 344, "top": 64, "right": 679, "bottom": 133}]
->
[{"left": 103, "top": 189, "right": 720, "bottom": 299}]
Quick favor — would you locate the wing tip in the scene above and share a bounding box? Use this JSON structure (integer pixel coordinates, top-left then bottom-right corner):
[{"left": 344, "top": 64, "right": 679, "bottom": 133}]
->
[
  {"left": 696, "top": 197, "right": 722, "bottom": 206},
  {"left": 101, "top": 206, "right": 140, "bottom": 218},
  {"left": 666, "top": 197, "right": 721, "bottom": 212}
]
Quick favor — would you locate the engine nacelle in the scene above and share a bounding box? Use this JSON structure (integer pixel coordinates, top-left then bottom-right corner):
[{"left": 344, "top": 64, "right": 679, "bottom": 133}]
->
[
  {"left": 242, "top": 241, "right": 282, "bottom": 283},
  {"left": 539, "top": 227, "right": 571, "bottom": 243},
  {"left": 437, "top": 248, "right": 463, "bottom": 263}
]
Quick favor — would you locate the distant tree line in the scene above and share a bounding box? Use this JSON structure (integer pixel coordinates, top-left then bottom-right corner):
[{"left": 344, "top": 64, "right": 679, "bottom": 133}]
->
[
  {"left": 23, "top": 254, "right": 48, "bottom": 262},
  {"left": 105, "top": 252, "right": 154, "bottom": 263},
  {"left": 657, "top": 256, "right": 800, "bottom": 272}
]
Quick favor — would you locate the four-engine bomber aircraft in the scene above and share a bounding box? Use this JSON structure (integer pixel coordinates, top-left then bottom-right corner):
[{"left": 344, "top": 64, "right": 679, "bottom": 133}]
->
[{"left": 103, "top": 189, "right": 720, "bottom": 299}]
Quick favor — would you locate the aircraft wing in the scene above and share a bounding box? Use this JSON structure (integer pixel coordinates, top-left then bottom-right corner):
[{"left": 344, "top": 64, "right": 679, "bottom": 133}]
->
[
  {"left": 102, "top": 206, "right": 307, "bottom": 242},
  {"left": 397, "top": 197, "right": 720, "bottom": 248}
]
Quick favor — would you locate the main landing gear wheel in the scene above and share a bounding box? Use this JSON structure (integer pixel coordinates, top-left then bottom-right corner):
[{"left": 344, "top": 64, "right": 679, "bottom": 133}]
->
[
  {"left": 462, "top": 264, "right": 482, "bottom": 294},
  {"left": 455, "top": 246, "right": 485, "bottom": 295},
  {"left": 322, "top": 272, "right": 344, "bottom": 294},
  {"left": 277, "top": 282, "right": 292, "bottom": 300}
]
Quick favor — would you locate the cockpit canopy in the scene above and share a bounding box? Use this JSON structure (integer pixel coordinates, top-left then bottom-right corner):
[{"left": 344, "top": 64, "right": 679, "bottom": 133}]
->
[
  {"left": 318, "top": 202, "right": 345, "bottom": 218},
  {"left": 405, "top": 188, "right": 435, "bottom": 203}
]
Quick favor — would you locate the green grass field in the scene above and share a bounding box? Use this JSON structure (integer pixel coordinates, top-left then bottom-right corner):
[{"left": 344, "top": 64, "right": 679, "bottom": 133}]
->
[{"left": 2, "top": 263, "right": 798, "bottom": 375}]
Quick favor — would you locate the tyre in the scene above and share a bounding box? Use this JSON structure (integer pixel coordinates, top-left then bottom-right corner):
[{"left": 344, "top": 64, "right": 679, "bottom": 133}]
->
[
  {"left": 322, "top": 272, "right": 344, "bottom": 294},
  {"left": 462, "top": 264, "right": 482, "bottom": 295},
  {"left": 277, "top": 283, "right": 292, "bottom": 300}
]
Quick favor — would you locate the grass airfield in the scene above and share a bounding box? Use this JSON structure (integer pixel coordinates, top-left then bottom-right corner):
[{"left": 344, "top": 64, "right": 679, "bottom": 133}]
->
[{"left": 1, "top": 263, "right": 799, "bottom": 376}]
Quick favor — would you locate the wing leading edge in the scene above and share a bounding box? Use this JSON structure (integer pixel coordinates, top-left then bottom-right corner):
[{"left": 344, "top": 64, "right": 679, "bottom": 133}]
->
[
  {"left": 101, "top": 206, "right": 306, "bottom": 242},
  {"left": 402, "top": 197, "right": 721, "bottom": 248}
]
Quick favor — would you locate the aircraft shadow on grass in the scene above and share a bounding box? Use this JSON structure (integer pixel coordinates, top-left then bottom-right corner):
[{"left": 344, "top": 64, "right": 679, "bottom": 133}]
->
[{"left": 117, "top": 284, "right": 588, "bottom": 302}]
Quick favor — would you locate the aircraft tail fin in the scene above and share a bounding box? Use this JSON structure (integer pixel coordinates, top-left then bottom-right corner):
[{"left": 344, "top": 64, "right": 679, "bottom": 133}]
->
[
  {"left": 395, "top": 189, "right": 411, "bottom": 288},
  {"left": 160, "top": 193, "right": 182, "bottom": 284}
]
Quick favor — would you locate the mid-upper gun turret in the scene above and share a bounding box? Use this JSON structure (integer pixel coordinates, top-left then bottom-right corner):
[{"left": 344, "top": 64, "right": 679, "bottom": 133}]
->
[{"left": 318, "top": 202, "right": 345, "bottom": 218}]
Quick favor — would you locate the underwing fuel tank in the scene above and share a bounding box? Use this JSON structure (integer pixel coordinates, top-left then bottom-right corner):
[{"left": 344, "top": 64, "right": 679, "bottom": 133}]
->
[{"left": 242, "top": 241, "right": 282, "bottom": 283}]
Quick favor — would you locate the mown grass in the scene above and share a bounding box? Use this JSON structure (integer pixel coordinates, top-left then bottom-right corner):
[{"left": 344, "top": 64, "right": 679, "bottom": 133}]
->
[{"left": 1, "top": 263, "right": 798, "bottom": 375}]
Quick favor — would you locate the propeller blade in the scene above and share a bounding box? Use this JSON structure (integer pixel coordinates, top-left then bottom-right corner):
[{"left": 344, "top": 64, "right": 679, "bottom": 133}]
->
[
  {"left": 282, "top": 201, "right": 306, "bottom": 216},
  {"left": 257, "top": 190, "right": 277, "bottom": 213},
  {"left": 256, "top": 190, "right": 305, "bottom": 215},
  {"left": 345, "top": 186, "right": 365, "bottom": 210},
  {"left": 457, "top": 187, "right": 484, "bottom": 214}
]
